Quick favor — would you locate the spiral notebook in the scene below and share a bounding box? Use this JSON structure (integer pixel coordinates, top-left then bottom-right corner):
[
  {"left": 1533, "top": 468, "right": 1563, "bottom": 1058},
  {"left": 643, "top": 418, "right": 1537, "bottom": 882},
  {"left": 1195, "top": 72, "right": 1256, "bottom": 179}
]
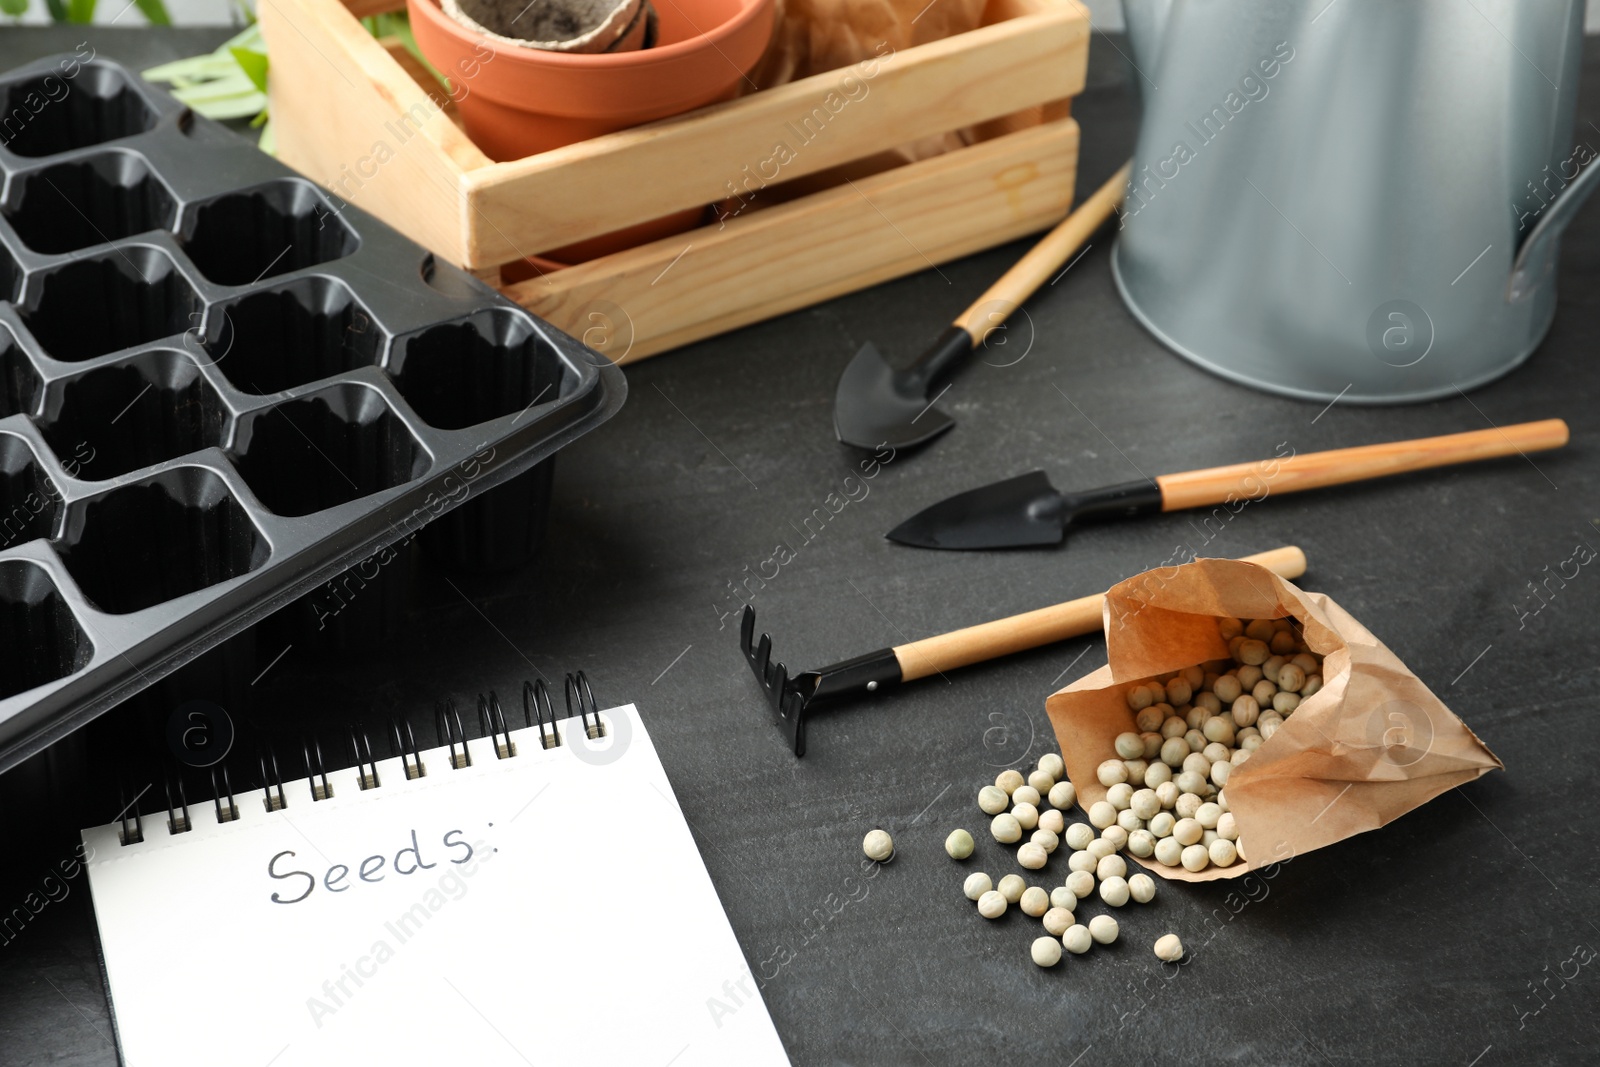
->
[{"left": 80, "top": 687, "right": 788, "bottom": 1066}]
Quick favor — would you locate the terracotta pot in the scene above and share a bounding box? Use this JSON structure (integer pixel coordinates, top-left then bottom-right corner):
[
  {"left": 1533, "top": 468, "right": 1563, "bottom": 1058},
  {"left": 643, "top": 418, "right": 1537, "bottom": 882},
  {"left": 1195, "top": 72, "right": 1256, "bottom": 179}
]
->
[{"left": 408, "top": 0, "right": 777, "bottom": 159}]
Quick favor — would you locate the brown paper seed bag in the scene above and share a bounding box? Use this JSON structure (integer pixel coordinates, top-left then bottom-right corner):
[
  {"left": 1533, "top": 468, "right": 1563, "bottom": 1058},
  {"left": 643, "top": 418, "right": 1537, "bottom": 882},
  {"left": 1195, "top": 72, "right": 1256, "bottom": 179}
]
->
[{"left": 1046, "top": 558, "right": 1503, "bottom": 882}]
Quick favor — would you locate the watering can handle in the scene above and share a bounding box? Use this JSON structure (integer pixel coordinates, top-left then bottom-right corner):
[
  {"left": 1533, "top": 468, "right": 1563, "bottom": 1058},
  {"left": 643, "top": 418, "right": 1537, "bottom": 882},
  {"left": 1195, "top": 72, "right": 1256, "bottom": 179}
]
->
[{"left": 1509, "top": 157, "right": 1600, "bottom": 300}]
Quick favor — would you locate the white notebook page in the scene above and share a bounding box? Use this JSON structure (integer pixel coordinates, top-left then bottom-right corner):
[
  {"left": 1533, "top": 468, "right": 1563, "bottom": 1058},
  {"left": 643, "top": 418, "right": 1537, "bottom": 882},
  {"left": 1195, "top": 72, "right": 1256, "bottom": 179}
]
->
[{"left": 81, "top": 704, "right": 788, "bottom": 1067}]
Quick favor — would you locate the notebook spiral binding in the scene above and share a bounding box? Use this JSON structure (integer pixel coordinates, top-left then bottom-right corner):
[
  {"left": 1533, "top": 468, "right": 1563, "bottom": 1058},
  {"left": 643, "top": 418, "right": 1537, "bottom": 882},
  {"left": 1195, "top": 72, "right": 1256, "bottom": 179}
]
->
[{"left": 121, "top": 672, "right": 606, "bottom": 848}]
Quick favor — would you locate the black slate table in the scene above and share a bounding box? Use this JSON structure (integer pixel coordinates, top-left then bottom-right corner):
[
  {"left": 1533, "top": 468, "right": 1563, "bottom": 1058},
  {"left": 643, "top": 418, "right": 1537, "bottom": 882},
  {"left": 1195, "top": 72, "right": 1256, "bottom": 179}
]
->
[{"left": 1, "top": 25, "right": 1597, "bottom": 1067}]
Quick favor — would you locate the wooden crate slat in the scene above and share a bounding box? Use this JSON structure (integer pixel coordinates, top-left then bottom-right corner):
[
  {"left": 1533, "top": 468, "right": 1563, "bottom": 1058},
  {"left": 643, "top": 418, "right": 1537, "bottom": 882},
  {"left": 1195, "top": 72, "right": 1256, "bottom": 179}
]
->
[
  {"left": 504, "top": 118, "right": 1079, "bottom": 362},
  {"left": 261, "top": 0, "right": 490, "bottom": 261},
  {"left": 461, "top": 8, "right": 1087, "bottom": 263}
]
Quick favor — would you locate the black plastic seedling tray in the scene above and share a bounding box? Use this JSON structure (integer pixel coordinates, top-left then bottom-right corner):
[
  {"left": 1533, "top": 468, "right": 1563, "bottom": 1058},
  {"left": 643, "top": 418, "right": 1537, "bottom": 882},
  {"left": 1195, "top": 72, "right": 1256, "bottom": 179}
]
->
[{"left": 0, "top": 55, "right": 626, "bottom": 774}]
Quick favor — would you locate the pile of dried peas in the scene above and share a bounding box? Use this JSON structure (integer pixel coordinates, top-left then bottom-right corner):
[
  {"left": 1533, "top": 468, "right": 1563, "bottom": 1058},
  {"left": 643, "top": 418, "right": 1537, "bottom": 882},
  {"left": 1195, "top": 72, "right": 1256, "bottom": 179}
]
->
[
  {"left": 1099, "top": 615, "right": 1323, "bottom": 873},
  {"left": 958, "top": 752, "right": 1159, "bottom": 966},
  {"left": 948, "top": 616, "right": 1319, "bottom": 964}
]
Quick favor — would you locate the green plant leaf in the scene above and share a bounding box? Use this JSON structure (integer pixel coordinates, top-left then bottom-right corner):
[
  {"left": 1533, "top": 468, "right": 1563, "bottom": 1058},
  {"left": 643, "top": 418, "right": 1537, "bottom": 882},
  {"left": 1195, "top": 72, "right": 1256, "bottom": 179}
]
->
[
  {"left": 132, "top": 0, "right": 170, "bottom": 24},
  {"left": 229, "top": 47, "right": 268, "bottom": 92},
  {"left": 65, "top": 0, "right": 95, "bottom": 23},
  {"left": 0, "top": 0, "right": 29, "bottom": 17},
  {"left": 43, "top": 0, "right": 68, "bottom": 19}
]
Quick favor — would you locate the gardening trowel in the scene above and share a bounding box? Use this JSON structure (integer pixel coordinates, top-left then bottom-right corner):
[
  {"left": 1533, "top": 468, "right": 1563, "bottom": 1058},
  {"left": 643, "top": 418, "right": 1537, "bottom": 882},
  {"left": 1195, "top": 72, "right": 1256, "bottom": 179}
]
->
[
  {"left": 886, "top": 420, "right": 1570, "bottom": 549},
  {"left": 832, "top": 163, "right": 1130, "bottom": 451}
]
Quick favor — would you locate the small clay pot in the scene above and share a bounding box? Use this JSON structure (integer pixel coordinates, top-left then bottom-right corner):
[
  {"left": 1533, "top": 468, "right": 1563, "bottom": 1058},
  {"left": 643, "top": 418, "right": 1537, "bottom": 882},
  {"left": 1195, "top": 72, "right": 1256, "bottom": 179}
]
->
[{"left": 408, "top": 0, "right": 776, "bottom": 159}]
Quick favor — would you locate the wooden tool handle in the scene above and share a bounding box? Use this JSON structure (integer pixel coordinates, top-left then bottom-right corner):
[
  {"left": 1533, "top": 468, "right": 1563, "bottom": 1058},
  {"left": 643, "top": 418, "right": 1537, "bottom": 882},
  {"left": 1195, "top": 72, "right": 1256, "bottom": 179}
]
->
[
  {"left": 953, "top": 161, "right": 1132, "bottom": 345},
  {"left": 892, "top": 545, "right": 1306, "bottom": 682},
  {"left": 1156, "top": 419, "right": 1569, "bottom": 513}
]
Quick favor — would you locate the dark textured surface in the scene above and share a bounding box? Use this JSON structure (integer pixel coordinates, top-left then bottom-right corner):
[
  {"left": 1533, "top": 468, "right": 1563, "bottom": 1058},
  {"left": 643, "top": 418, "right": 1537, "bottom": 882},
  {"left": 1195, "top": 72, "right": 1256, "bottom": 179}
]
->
[{"left": 2, "top": 26, "right": 1598, "bottom": 1067}]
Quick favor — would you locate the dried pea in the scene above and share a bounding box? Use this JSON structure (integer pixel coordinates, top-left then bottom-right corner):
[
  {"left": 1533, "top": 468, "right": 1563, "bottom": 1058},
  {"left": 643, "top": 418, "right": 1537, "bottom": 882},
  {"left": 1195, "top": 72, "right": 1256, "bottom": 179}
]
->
[
  {"left": 863, "top": 830, "right": 894, "bottom": 862},
  {"left": 1237, "top": 639, "right": 1270, "bottom": 666},
  {"left": 1020, "top": 886, "right": 1050, "bottom": 916},
  {"left": 991, "top": 813, "right": 1022, "bottom": 843},
  {"left": 1115, "top": 732, "right": 1145, "bottom": 759},
  {"left": 1244, "top": 618, "right": 1276, "bottom": 642},
  {"left": 1099, "top": 875, "right": 1130, "bottom": 907},
  {"left": 1018, "top": 842, "right": 1049, "bottom": 870},
  {"left": 979, "top": 785, "right": 1010, "bottom": 815},
  {"left": 1208, "top": 839, "right": 1238, "bottom": 867},
  {"left": 1088, "top": 801, "right": 1118, "bottom": 830},
  {"left": 1097, "top": 760, "right": 1130, "bottom": 787}
]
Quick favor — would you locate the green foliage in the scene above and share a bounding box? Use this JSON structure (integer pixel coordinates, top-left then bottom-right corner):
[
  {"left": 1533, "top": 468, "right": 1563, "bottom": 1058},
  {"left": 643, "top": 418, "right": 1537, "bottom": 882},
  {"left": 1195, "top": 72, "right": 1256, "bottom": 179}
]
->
[
  {"left": 135, "top": 9, "right": 423, "bottom": 155},
  {"left": 144, "top": 23, "right": 269, "bottom": 129},
  {"left": 0, "top": 0, "right": 169, "bottom": 22}
]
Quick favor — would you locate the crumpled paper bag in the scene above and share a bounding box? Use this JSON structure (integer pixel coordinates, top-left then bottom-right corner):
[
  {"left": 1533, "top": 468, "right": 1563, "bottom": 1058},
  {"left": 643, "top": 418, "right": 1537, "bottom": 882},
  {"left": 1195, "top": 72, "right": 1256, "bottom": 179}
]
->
[
  {"left": 1046, "top": 558, "right": 1503, "bottom": 882},
  {"left": 746, "top": 0, "right": 988, "bottom": 179}
]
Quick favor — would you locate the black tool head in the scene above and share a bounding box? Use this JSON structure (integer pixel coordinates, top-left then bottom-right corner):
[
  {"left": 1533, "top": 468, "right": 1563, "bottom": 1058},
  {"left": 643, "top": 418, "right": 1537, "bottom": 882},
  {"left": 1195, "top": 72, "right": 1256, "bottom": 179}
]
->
[
  {"left": 739, "top": 605, "right": 814, "bottom": 756},
  {"left": 886, "top": 471, "right": 1165, "bottom": 550},
  {"left": 833, "top": 342, "right": 957, "bottom": 451},
  {"left": 886, "top": 470, "right": 1066, "bottom": 549}
]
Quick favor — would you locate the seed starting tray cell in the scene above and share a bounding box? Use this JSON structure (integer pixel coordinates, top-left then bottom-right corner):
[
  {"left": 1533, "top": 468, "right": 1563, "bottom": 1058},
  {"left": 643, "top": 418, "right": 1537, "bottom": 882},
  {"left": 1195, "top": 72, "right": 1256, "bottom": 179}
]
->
[{"left": 0, "top": 55, "right": 626, "bottom": 773}]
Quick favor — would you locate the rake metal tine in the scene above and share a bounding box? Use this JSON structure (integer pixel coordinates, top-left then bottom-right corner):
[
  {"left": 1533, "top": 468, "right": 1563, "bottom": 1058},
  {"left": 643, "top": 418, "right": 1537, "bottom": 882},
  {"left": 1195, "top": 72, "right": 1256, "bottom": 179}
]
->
[
  {"left": 761, "top": 653, "right": 786, "bottom": 709},
  {"left": 756, "top": 633, "right": 773, "bottom": 682},
  {"left": 781, "top": 688, "right": 807, "bottom": 756},
  {"left": 739, "top": 604, "right": 755, "bottom": 655},
  {"left": 739, "top": 604, "right": 812, "bottom": 753}
]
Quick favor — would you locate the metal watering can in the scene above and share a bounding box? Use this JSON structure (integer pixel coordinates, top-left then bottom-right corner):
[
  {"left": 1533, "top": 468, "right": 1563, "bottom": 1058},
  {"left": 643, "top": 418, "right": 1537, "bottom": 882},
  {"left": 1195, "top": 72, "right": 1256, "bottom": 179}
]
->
[{"left": 1113, "top": 0, "right": 1599, "bottom": 403}]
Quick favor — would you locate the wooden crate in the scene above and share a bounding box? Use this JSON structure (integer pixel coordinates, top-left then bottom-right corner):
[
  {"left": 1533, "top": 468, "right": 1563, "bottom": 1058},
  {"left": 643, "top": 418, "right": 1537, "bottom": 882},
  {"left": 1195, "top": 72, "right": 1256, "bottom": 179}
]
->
[{"left": 259, "top": 0, "right": 1088, "bottom": 361}]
